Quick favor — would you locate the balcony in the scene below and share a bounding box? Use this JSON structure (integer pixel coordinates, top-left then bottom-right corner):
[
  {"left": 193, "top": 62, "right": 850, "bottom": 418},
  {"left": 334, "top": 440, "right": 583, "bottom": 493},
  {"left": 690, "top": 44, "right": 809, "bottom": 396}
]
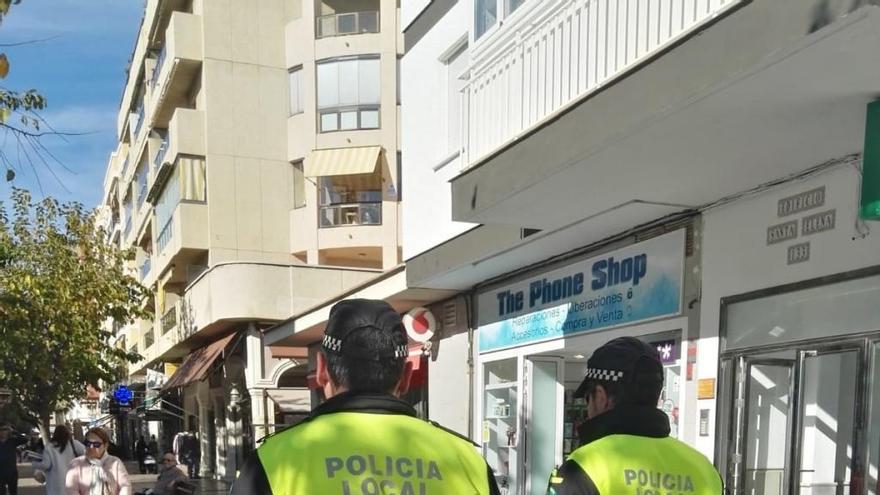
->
[
  {"left": 462, "top": 0, "right": 746, "bottom": 166},
  {"left": 149, "top": 11, "right": 203, "bottom": 128},
  {"left": 161, "top": 305, "right": 177, "bottom": 335},
  {"left": 154, "top": 201, "right": 209, "bottom": 279},
  {"left": 316, "top": 10, "right": 379, "bottom": 38},
  {"left": 146, "top": 109, "right": 205, "bottom": 204},
  {"left": 319, "top": 202, "right": 381, "bottom": 228},
  {"left": 139, "top": 257, "right": 152, "bottom": 283}
]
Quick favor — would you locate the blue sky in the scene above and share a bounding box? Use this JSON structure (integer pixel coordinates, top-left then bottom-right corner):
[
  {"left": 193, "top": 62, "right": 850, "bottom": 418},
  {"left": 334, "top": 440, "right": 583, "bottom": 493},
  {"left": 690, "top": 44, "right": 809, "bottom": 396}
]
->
[{"left": 0, "top": 0, "right": 143, "bottom": 207}]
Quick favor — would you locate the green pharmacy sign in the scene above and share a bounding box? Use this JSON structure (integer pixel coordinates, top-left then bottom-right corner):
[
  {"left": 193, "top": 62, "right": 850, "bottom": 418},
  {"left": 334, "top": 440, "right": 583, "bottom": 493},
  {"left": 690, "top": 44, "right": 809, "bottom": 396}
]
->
[{"left": 862, "top": 100, "right": 880, "bottom": 220}]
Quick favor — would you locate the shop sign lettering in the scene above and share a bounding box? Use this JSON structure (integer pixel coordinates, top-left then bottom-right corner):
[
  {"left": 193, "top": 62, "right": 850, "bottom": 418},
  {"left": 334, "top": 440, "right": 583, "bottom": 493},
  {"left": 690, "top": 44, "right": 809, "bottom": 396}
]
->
[
  {"left": 801, "top": 209, "right": 836, "bottom": 236},
  {"left": 766, "top": 221, "right": 798, "bottom": 245},
  {"left": 777, "top": 186, "right": 825, "bottom": 217}
]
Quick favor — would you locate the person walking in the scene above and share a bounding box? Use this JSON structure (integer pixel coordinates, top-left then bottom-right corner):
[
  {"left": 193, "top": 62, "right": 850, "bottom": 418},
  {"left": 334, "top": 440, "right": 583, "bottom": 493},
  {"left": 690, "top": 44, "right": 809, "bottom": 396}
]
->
[
  {"left": 545, "top": 337, "right": 722, "bottom": 495},
  {"left": 230, "top": 299, "right": 501, "bottom": 495},
  {"left": 65, "top": 427, "right": 131, "bottom": 495},
  {"left": 182, "top": 434, "right": 199, "bottom": 480},
  {"left": 0, "top": 425, "right": 26, "bottom": 495},
  {"left": 31, "top": 425, "right": 85, "bottom": 495},
  {"left": 133, "top": 437, "right": 146, "bottom": 475}
]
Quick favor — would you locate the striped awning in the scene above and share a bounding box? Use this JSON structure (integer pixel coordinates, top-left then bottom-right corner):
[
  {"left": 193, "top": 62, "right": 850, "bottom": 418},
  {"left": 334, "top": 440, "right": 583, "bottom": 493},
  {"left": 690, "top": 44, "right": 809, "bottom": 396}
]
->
[{"left": 304, "top": 146, "right": 382, "bottom": 177}]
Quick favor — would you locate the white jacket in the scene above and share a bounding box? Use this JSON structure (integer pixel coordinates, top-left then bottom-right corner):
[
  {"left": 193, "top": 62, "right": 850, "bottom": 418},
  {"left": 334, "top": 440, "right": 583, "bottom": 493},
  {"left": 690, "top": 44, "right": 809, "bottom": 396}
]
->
[{"left": 32, "top": 439, "right": 85, "bottom": 495}]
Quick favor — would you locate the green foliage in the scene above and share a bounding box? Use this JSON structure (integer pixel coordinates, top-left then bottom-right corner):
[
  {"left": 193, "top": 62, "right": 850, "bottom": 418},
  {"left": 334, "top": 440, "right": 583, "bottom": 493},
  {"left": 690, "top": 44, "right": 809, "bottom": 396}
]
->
[{"left": 0, "top": 188, "right": 146, "bottom": 424}]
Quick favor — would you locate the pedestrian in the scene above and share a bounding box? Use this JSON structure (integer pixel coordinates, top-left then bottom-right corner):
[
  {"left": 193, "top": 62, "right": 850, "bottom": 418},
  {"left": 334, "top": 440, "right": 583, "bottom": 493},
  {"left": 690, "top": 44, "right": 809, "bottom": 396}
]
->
[
  {"left": 230, "top": 299, "right": 501, "bottom": 495},
  {"left": 182, "top": 434, "right": 199, "bottom": 479},
  {"left": 545, "top": 337, "right": 722, "bottom": 494},
  {"left": 134, "top": 436, "right": 146, "bottom": 474},
  {"left": 134, "top": 452, "right": 187, "bottom": 495},
  {"left": 32, "top": 425, "right": 85, "bottom": 495},
  {"left": 0, "top": 424, "right": 26, "bottom": 495},
  {"left": 65, "top": 427, "right": 131, "bottom": 495},
  {"left": 146, "top": 436, "right": 158, "bottom": 459}
]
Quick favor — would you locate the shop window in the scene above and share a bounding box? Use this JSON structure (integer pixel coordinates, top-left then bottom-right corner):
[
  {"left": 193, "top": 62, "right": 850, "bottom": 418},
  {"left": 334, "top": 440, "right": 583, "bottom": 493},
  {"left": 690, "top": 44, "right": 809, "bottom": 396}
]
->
[
  {"left": 317, "top": 56, "right": 380, "bottom": 133},
  {"left": 318, "top": 171, "right": 382, "bottom": 228}
]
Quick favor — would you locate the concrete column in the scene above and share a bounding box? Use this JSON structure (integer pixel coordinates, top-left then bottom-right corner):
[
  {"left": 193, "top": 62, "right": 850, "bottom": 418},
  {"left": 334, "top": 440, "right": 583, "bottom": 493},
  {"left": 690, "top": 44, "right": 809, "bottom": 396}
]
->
[
  {"left": 196, "top": 392, "right": 212, "bottom": 478},
  {"left": 249, "top": 388, "right": 268, "bottom": 443},
  {"left": 224, "top": 386, "right": 241, "bottom": 480}
]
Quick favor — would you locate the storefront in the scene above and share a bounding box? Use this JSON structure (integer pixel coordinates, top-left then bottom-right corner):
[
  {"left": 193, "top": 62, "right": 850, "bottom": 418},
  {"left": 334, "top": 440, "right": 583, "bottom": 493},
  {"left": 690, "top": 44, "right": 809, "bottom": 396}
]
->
[
  {"left": 699, "top": 161, "right": 880, "bottom": 495},
  {"left": 475, "top": 228, "right": 697, "bottom": 495}
]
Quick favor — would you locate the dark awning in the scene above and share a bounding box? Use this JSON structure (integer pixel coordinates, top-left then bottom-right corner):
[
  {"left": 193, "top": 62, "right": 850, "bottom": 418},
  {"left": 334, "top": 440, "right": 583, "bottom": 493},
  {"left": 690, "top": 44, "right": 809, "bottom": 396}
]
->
[{"left": 162, "top": 333, "right": 236, "bottom": 391}]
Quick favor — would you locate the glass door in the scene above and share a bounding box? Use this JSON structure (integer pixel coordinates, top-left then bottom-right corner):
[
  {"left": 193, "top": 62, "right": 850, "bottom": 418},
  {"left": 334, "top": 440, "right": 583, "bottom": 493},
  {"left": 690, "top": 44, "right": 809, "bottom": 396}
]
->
[
  {"left": 523, "top": 357, "right": 563, "bottom": 495},
  {"left": 795, "top": 348, "right": 860, "bottom": 495},
  {"left": 737, "top": 356, "right": 796, "bottom": 495},
  {"left": 483, "top": 358, "right": 520, "bottom": 494}
]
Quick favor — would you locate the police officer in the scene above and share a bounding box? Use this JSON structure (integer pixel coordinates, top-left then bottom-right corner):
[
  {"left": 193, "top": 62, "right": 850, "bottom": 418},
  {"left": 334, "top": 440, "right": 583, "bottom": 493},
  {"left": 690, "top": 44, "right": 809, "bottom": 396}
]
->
[
  {"left": 546, "top": 337, "right": 722, "bottom": 495},
  {"left": 231, "top": 299, "right": 501, "bottom": 495}
]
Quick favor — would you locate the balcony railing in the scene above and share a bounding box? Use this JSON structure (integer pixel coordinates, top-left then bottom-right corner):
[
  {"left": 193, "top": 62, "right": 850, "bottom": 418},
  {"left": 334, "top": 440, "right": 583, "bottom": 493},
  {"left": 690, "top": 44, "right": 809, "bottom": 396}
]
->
[
  {"left": 316, "top": 11, "right": 379, "bottom": 38},
  {"left": 133, "top": 105, "right": 145, "bottom": 138},
  {"left": 154, "top": 139, "right": 169, "bottom": 170},
  {"left": 157, "top": 216, "right": 174, "bottom": 253},
  {"left": 124, "top": 216, "right": 133, "bottom": 239},
  {"left": 462, "top": 0, "right": 743, "bottom": 165},
  {"left": 120, "top": 156, "right": 131, "bottom": 180},
  {"left": 160, "top": 306, "right": 177, "bottom": 334},
  {"left": 136, "top": 173, "right": 148, "bottom": 211},
  {"left": 151, "top": 45, "right": 167, "bottom": 88},
  {"left": 139, "top": 258, "right": 151, "bottom": 282},
  {"left": 319, "top": 202, "right": 381, "bottom": 228}
]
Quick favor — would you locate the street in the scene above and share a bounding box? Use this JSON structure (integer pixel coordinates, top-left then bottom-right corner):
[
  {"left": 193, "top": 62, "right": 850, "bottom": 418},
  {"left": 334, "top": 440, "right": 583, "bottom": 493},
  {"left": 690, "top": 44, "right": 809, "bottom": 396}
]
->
[{"left": 14, "top": 462, "right": 230, "bottom": 494}]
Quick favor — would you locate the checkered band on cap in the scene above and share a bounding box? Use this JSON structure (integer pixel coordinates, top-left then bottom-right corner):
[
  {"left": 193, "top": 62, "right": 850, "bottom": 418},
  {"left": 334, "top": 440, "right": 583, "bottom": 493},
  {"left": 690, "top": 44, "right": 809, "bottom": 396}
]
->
[
  {"left": 323, "top": 333, "right": 408, "bottom": 360},
  {"left": 323, "top": 335, "right": 343, "bottom": 353},
  {"left": 584, "top": 367, "right": 625, "bottom": 382}
]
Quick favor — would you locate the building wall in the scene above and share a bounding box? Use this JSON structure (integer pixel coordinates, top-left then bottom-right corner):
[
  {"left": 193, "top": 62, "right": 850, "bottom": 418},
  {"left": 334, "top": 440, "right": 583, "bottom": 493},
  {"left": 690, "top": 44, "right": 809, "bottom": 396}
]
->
[
  {"left": 401, "top": 1, "right": 475, "bottom": 260},
  {"left": 697, "top": 159, "right": 880, "bottom": 457}
]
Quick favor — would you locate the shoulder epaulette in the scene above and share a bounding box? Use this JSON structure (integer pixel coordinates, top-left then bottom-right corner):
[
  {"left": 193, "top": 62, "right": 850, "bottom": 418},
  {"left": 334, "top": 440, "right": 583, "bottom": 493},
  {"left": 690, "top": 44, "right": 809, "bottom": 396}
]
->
[{"left": 428, "top": 420, "right": 479, "bottom": 447}]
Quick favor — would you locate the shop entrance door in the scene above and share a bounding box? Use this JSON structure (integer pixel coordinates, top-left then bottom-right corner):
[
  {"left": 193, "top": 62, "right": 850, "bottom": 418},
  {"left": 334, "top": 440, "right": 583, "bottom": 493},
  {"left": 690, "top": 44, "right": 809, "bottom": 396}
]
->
[
  {"left": 523, "top": 357, "right": 563, "bottom": 495},
  {"left": 727, "top": 344, "right": 864, "bottom": 495}
]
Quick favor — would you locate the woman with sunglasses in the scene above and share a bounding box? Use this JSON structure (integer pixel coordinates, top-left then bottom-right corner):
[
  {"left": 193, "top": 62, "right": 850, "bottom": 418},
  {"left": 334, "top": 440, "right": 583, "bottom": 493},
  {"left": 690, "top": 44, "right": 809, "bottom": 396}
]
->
[{"left": 65, "top": 427, "right": 131, "bottom": 495}]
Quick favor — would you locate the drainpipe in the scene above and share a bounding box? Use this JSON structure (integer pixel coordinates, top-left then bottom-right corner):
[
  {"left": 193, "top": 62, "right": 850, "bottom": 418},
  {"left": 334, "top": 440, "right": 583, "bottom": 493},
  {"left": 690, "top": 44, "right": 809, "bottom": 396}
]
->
[{"left": 465, "top": 291, "right": 476, "bottom": 440}]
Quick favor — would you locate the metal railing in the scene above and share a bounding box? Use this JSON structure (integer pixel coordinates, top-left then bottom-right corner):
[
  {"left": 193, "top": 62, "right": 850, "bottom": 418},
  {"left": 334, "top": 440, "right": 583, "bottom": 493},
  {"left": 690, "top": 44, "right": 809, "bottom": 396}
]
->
[
  {"left": 154, "top": 139, "right": 169, "bottom": 170},
  {"left": 157, "top": 216, "right": 174, "bottom": 253},
  {"left": 133, "top": 105, "right": 145, "bottom": 138},
  {"left": 139, "top": 257, "right": 151, "bottom": 282},
  {"left": 318, "top": 202, "right": 381, "bottom": 228},
  {"left": 160, "top": 306, "right": 177, "bottom": 334},
  {"left": 316, "top": 10, "right": 379, "bottom": 38},
  {"left": 151, "top": 45, "right": 167, "bottom": 88}
]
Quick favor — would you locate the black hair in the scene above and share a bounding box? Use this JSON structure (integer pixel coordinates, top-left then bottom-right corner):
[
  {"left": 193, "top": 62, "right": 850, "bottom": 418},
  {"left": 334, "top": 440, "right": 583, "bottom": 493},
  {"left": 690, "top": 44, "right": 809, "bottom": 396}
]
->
[
  {"left": 325, "top": 327, "right": 407, "bottom": 393},
  {"left": 51, "top": 425, "right": 72, "bottom": 453}
]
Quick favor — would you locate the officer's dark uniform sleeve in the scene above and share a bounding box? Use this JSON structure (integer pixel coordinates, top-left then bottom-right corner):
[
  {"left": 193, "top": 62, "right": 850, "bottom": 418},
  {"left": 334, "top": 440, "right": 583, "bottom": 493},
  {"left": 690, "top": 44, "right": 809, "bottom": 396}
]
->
[
  {"left": 546, "top": 459, "right": 600, "bottom": 495},
  {"left": 230, "top": 452, "right": 272, "bottom": 495}
]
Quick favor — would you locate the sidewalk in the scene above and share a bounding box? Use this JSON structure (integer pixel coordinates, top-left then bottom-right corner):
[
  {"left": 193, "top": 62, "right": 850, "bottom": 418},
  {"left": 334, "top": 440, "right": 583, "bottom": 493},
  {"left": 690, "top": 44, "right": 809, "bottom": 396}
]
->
[{"left": 17, "top": 462, "right": 232, "bottom": 494}]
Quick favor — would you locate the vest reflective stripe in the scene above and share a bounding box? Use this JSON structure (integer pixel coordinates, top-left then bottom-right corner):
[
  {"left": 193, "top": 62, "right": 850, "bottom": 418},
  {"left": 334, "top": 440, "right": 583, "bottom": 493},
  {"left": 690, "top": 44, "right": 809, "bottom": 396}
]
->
[
  {"left": 568, "top": 435, "right": 722, "bottom": 494},
  {"left": 256, "top": 412, "right": 490, "bottom": 495}
]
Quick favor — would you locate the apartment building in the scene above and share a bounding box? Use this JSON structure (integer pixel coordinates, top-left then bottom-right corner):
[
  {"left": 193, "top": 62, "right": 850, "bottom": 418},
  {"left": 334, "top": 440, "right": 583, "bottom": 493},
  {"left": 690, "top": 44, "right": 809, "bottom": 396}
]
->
[
  {"left": 100, "top": 0, "right": 403, "bottom": 480},
  {"left": 402, "top": 1, "right": 880, "bottom": 494}
]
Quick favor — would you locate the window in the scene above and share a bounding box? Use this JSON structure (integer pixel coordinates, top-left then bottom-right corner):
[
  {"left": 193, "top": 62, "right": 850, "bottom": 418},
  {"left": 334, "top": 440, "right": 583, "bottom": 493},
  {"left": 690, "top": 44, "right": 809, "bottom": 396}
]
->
[
  {"left": 293, "top": 161, "right": 305, "bottom": 209},
  {"left": 318, "top": 172, "right": 382, "bottom": 227},
  {"left": 317, "top": 56, "right": 380, "bottom": 132},
  {"left": 476, "top": 0, "right": 527, "bottom": 40},
  {"left": 444, "top": 42, "right": 468, "bottom": 156},
  {"left": 475, "top": 0, "right": 497, "bottom": 39},
  {"left": 289, "top": 67, "right": 304, "bottom": 116}
]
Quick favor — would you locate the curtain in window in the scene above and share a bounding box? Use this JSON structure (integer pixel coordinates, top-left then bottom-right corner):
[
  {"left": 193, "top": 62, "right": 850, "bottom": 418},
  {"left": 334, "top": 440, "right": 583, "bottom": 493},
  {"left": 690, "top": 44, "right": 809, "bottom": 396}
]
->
[{"left": 179, "top": 157, "right": 206, "bottom": 202}]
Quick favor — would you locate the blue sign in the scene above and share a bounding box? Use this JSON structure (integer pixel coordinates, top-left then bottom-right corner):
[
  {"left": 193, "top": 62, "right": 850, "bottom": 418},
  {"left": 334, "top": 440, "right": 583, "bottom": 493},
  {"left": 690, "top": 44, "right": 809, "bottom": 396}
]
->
[
  {"left": 114, "top": 385, "right": 134, "bottom": 406},
  {"left": 478, "top": 231, "right": 685, "bottom": 352}
]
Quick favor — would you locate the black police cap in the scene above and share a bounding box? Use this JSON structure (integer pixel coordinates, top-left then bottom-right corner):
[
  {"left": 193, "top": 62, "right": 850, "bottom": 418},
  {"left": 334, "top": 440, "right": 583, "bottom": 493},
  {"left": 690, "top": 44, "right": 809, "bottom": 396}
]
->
[
  {"left": 322, "top": 299, "right": 408, "bottom": 361},
  {"left": 574, "top": 336, "right": 664, "bottom": 398}
]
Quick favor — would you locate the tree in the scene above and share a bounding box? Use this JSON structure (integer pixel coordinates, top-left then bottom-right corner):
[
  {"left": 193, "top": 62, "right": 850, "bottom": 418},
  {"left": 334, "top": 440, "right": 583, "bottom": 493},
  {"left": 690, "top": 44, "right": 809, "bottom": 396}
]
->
[{"left": 0, "top": 188, "right": 146, "bottom": 430}]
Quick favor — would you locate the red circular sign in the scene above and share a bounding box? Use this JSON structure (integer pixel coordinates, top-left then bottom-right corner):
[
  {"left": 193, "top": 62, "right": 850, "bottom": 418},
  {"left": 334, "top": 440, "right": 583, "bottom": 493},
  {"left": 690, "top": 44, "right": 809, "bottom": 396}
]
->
[{"left": 403, "top": 307, "right": 436, "bottom": 342}]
